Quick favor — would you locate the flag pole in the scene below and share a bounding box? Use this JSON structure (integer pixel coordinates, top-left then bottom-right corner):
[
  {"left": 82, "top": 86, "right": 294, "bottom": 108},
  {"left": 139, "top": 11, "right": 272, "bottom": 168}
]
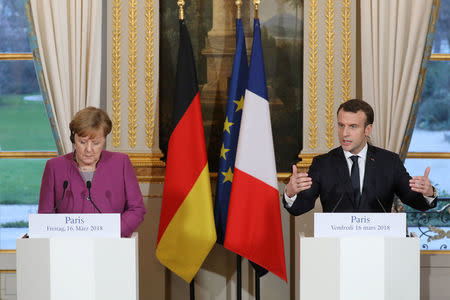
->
[
  {"left": 178, "top": 3, "right": 194, "bottom": 299},
  {"left": 232, "top": 2, "right": 243, "bottom": 300},
  {"left": 190, "top": 279, "right": 195, "bottom": 300},
  {"left": 253, "top": 0, "right": 260, "bottom": 19},
  {"left": 252, "top": 4, "right": 261, "bottom": 300},
  {"left": 235, "top": 2, "right": 243, "bottom": 298},
  {"left": 255, "top": 271, "right": 261, "bottom": 300},
  {"left": 236, "top": 0, "right": 242, "bottom": 19},
  {"left": 177, "top": 0, "right": 184, "bottom": 20},
  {"left": 237, "top": 255, "right": 242, "bottom": 300},
  {"left": 176, "top": 0, "right": 196, "bottom": 294}
]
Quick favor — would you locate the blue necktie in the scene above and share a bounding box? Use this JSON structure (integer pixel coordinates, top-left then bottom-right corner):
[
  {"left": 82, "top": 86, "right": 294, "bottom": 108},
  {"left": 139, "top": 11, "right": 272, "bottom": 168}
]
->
[{"left": 350, "top": 155, "right": 361, "bottom": 208}]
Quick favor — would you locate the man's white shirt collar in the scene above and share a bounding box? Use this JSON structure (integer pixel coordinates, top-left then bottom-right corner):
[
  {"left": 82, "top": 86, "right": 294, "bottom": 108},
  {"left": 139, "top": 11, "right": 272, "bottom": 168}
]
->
[{"left": 343, "top": 143, "right": 368, "bottom": 160}]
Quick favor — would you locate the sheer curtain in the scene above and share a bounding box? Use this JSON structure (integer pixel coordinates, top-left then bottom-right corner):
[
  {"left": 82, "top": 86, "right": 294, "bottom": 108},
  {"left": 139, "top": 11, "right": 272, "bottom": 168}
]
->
[
  {"left": 361, "top": 0, "right": 433, "bottom": 153},
  {"left": 398, "top": 0, "right": 439, "bottom": 161},
  {"left": 26, "top": 0, "right": 102, "bottom": 154}
]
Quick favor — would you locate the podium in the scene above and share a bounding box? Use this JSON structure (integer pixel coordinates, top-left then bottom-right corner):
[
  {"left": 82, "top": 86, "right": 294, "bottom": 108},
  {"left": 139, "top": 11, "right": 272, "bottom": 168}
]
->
[
  {"left": 299, "top": 236, "right": 419, "bottom": 300},
  {"left": 16, "top": 233, "right": 139, "bottom": 300}
]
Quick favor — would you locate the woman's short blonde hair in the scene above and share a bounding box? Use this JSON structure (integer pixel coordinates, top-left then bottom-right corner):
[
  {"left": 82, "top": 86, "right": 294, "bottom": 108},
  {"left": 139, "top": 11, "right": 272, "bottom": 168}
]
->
[{"left": 69, "top": 107, "right": 112, "bottom": 139}]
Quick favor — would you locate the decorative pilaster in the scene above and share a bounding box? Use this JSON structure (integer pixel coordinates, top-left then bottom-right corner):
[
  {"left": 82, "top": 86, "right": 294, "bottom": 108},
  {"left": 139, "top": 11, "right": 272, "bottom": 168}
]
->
[
  {"left": 300, "top": 0, "right": 356, "bottom": 168},
  {"left": 106, "top": 0, "right": 163, "bottom": 180}
]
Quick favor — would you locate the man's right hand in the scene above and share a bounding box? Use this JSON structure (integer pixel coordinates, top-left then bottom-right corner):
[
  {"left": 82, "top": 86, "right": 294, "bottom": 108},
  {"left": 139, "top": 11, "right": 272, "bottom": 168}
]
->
[{"left": 285, "top": 165, "right": 312, "bottom": 198}]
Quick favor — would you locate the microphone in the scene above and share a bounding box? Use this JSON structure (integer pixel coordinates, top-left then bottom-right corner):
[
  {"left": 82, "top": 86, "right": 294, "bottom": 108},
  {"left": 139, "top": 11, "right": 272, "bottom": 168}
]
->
[
  {"left": 53, "top": 181, "right": 68, "bottom": 213},
  {"left": 86, "top": 181, "right": 101, "bottom": 213},
  {"left": 370, "top": 177, "right": 386, "bottom": 213},
  {"left": 331, "top": 189, "right": 345, "bottom": 213},
  {"left": 375, "top": 196, "right": 387, "bottom": 213}
]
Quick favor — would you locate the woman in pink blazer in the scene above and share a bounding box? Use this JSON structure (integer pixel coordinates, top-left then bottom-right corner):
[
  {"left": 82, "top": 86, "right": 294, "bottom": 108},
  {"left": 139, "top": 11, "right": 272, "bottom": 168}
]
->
[{"left": 38, "top": 107, "right": 146, "bottom": 237}]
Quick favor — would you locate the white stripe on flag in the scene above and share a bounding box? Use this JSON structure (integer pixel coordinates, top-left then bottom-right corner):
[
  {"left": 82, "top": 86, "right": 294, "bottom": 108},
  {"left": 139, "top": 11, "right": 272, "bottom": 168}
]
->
[{"left": 234, "top": 89, "right": 278, "bottom": 190}]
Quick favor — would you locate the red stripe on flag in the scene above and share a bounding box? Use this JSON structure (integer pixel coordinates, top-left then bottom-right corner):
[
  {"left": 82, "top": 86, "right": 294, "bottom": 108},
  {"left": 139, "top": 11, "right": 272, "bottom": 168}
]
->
[
  {"left": 157, "top": 93, "right": 207, "bottom": 244},
  {"left": 225, "top": 168, "right": 287, "bottom": 281}
]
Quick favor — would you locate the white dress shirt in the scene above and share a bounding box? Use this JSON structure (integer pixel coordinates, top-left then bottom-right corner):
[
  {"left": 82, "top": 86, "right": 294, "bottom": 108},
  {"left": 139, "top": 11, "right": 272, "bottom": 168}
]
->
[{"left": 343, "top": 144, "right": 367, "bottom": 194}]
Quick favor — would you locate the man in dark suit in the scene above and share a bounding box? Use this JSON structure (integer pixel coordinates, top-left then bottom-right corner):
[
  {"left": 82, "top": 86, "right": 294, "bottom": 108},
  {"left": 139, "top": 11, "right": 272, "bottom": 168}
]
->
[{"left": 284, "top": 99, "right": 437, "bottom": 214}]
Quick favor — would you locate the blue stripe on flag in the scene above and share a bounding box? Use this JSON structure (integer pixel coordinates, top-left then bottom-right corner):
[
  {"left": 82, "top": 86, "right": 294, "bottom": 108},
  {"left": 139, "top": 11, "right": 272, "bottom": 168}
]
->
[{"left": 247, "top": 19, "right": 268, "bottom": 101}]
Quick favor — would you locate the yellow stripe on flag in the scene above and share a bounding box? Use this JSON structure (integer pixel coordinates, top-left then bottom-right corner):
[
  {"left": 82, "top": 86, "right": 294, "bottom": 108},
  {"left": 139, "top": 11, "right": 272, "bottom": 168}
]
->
[{"left": 156, "top": 164, "right": 216, "bottom": 282}]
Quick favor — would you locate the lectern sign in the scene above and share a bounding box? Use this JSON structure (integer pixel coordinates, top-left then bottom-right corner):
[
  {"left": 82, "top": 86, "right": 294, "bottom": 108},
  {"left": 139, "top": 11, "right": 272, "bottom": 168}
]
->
[
  {"left": 314, "top": 213, "right": 406, "bottom": 237},
  {"left": 28, "top": 214, "right": 120, "bottom": 238}
]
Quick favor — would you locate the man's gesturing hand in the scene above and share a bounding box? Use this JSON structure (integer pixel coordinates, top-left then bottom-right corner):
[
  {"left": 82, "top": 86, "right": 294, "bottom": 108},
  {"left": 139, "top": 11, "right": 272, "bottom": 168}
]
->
[
  {"left": 285, "top": 165, "right": 312, "bottom": 198},
  {"left": 409, "top": 166, "right": 434, "bottom": 197}
]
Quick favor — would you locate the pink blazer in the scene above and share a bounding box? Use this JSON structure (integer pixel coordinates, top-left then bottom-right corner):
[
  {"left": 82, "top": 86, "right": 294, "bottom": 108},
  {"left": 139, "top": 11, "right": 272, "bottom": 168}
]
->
[{"left": 38, "top": 150, "right": 146, "bottom": 237}]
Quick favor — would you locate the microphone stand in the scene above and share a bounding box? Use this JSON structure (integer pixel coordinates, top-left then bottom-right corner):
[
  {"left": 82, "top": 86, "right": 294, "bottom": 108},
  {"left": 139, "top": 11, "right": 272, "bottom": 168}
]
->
[
  {"left": 53, "top": 181, "right": 68, "bottom": 213},
  {"left": 86, "top": 181, "right": 101, "bottom": 213}
]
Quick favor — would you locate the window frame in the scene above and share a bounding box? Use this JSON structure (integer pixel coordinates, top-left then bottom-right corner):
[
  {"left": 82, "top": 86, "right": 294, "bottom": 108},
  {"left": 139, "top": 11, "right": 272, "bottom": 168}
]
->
[
  {"left": 406, "top": 52, "right": 450, "bottom": 160},
  {"left": 407, "top": 52, "right": 450, "bottom": 254},
  {"left": 0, "top": 53, "right": 57, "bottom": 264}
]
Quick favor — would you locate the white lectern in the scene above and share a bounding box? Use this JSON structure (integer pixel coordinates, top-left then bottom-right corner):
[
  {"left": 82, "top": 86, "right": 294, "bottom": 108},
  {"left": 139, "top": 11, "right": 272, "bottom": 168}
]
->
[
  {"left": 16, "top": 233, "right": 139, "bottom": 300},
  {"left": 299, "top": 236, "right": 419, "bottom": 300}
]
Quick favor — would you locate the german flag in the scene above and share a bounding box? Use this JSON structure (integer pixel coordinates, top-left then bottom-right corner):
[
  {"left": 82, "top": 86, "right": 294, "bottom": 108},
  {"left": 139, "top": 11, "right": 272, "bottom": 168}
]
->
[{"left": 156, "top": 19, "right": 216, "bottom": 283}]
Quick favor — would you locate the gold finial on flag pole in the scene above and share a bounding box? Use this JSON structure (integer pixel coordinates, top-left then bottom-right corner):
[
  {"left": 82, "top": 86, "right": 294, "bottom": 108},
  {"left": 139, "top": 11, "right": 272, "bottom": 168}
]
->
[
  {"left": 235, "top": 0, "right": 242, "bottom": 19},
  {"left": 253, "top": 0, "right": 260, "bottom": 19},
  {"left": 177, "top": 0, "right": 185, "bottom": 20}
]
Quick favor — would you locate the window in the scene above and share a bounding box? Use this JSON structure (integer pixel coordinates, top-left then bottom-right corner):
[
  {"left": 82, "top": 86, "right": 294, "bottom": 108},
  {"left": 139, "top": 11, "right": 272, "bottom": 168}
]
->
[
  {"left": 0, "top": 1, "right": 57, "bottom": 250},
  {"left": 405, "top": 1, "right": 450, "bottom": 251}
]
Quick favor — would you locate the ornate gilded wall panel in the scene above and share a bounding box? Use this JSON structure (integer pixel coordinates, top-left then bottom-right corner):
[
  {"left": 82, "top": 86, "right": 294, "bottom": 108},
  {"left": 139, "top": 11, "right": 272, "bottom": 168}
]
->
[
  {"left": 145, "top": 0, "right": 156, "bottom": 149},
  {"left": 324, "top": 0, "right": 335, "bottom": 149},
  {"left": 111, "top": 0, "right": 122, "bottom": 147},
  {"left": 307, "top": 0, "right": 319, "bottom": 150},
  {"left": 300, "top": 0, "right": 356, "bottom": 167},
  {"left": 106, "top": 0, "right": 162, "bottom": 178},
  {"left": 127, "top": 0, "right": 138, "bottom": 148}
]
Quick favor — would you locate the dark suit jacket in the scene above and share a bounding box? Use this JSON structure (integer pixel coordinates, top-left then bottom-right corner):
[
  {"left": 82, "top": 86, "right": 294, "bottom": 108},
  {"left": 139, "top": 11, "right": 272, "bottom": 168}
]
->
[{"left": 284, "top": 145, "right": 436, "bottom": 214}]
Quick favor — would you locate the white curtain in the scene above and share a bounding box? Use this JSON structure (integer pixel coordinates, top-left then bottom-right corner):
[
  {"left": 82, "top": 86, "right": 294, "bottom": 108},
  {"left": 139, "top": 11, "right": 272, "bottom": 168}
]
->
[
  {"left": 29, "top": 0, "right": 102, "bottom": 154},
  {"left": 361, "top": 0, "right": 433, "bottom": 153}
]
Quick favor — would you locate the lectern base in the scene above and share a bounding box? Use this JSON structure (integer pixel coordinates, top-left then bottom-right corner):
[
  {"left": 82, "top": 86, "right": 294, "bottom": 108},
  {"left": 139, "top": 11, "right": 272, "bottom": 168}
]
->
[
  {"left": 17, "top": 234, "right": 138, "bottom": 300},
  {"left": 300, "top": 237, "right": 419, "bottom": 300}
]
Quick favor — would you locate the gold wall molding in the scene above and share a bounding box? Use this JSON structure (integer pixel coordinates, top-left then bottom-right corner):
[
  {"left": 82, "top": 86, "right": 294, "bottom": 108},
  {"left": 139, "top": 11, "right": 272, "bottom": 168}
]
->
[
  {"left": 127, "top": 0, "right": 138, "bottom": 148},
  {"left": 145, "top": 0, "right": 156, "bottom": 149},
  {"left": 407, "top": 152, "right": 450, "bottom": 159},
  {"left": 325, "top": 0, "right": 335, "bottom": 149},
  {"left": 429, "top": 54, "right": 450, "bottom": 60},
  {"left": 16, "top": 150, "right": 441, "bottom": 181},
  {"left": 307, "top": 0, "right": 319, "bottom": 149},
  {"left": 421, "top": 250, "right": 450, "bottom": 254},
  {"left": 111, "top": 0, "right": 122, "bottom": 147},
  {"left": 297, "top": 153, "right": 316, "bottom": 169},
  {"left": 0, "top": 152, "right": 57, "bottom": 159},
  {"left": 128, "top": 152, "right": 165, "bottom": 167},
  {"left": 0, "top": 152, "right": 167, "bottom": 182},
  {"left": 341, "top": 0, "right": 351, "bottom": 102},
  {"left": 128, "top": 152, "right": 165, "bottom": 182},
  {"left": 0, "top": 53, "right": 33, "bottom": 60}
]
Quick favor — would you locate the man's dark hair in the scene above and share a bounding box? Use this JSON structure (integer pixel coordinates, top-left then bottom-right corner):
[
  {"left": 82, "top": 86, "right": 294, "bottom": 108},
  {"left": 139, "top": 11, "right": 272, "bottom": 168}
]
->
[{"left": 337, "top": 99, "right": 374, "bottom": 127}]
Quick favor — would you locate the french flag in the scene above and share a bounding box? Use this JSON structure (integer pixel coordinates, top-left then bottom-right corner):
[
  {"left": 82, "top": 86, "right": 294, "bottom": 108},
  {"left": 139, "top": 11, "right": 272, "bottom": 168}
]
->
[{"left": 224, "top": 19, "right": 287, "bottom": 281}]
